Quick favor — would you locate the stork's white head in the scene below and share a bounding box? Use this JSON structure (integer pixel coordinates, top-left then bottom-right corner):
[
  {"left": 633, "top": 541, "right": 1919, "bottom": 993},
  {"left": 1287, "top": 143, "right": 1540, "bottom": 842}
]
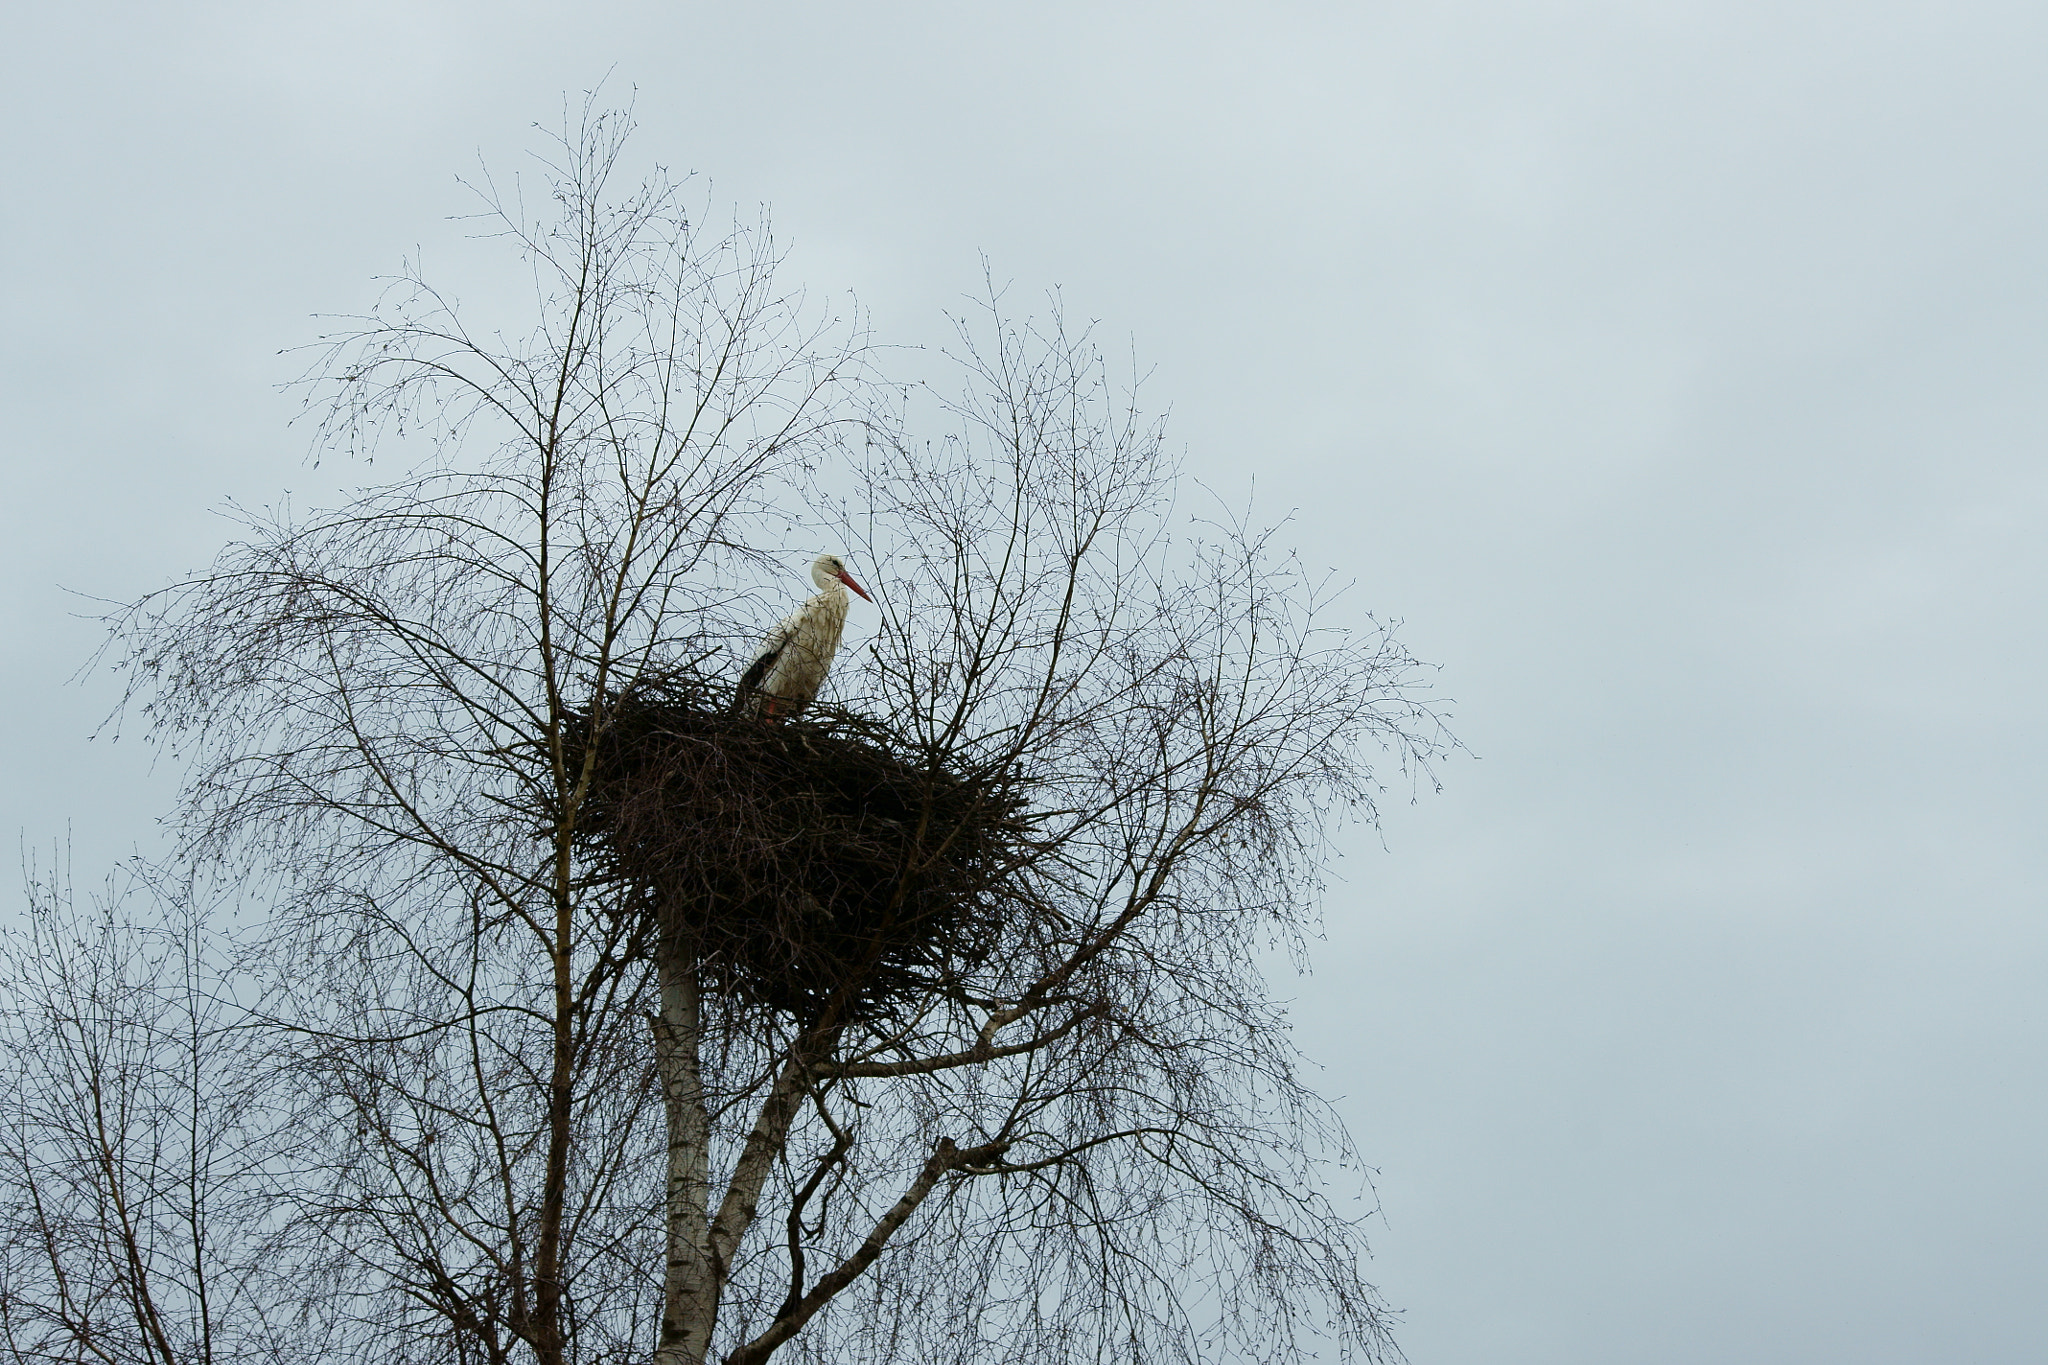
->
[{"left": 810, "top": 553, "right": 873, "bottom": 602}]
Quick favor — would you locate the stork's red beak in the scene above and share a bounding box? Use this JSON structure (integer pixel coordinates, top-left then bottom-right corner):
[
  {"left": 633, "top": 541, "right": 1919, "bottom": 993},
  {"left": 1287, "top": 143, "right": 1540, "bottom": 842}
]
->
[{"left": 838, "top": 570, "right": 873, "bottom": 603}]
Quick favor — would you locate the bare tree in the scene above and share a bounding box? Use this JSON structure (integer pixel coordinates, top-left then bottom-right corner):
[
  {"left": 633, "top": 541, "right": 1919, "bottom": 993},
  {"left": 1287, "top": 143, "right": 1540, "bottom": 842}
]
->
[
  {"left": 86, "top": 102, "right": 1453, "bottom": 1365},
  {"left": 0, "top": 864, "right": 317, "bottom": 1365}
]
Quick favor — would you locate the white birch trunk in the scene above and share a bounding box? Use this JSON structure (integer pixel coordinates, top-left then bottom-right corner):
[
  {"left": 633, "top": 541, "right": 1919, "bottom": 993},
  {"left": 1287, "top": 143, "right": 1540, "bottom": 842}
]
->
[{"left": 653, "top": 951, "right": 717, "bottom": 1365}]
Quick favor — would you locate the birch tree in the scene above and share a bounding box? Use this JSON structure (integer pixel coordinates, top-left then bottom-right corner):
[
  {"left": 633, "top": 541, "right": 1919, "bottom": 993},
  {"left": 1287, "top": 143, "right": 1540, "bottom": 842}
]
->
[{"left": 89, "top": 103, "right": 1453, "bottom": 1364}]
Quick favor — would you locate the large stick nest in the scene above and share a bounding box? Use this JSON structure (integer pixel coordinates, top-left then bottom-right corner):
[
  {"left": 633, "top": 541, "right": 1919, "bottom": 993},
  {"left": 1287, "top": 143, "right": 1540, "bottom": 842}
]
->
[{"left": 566, "top": 675, "right": 1034, "bottom": 1022}]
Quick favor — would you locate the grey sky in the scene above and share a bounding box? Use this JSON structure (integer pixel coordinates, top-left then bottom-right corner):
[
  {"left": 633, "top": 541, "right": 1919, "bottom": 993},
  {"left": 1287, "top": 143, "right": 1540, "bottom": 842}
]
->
[{"left": 5, "top": 4, "right": 2044, "bottom": 1361}]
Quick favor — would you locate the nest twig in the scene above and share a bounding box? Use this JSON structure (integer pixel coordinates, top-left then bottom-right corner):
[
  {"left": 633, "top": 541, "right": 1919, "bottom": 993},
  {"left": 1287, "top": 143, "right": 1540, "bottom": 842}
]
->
[{"left": 564, "top": 675, "right": 1031, "bottom": 1021}]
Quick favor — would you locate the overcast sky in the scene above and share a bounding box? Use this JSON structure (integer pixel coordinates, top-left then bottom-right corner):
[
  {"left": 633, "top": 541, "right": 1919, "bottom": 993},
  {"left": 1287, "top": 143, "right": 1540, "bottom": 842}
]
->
[{"left": 6, "top": 4, "right": 2045, "bottom": 1361}]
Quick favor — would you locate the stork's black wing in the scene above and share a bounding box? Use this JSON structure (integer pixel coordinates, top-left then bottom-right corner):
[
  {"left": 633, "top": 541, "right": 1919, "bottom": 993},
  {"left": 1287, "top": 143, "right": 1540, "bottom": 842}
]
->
[{"left": 736, "top": 636, "right": 785, "bottom": 710}]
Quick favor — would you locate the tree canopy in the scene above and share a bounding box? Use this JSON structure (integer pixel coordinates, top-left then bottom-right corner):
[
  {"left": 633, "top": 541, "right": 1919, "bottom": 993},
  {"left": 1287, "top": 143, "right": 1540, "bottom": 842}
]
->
[{"left": 3, "top": 104, "right": 1453, "bottom": 1365}]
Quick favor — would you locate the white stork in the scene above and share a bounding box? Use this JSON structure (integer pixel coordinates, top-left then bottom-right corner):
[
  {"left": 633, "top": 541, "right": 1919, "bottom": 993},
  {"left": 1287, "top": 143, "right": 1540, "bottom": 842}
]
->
[{"left": 737, "top": 553, "right": 873, "bottom": 719}]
